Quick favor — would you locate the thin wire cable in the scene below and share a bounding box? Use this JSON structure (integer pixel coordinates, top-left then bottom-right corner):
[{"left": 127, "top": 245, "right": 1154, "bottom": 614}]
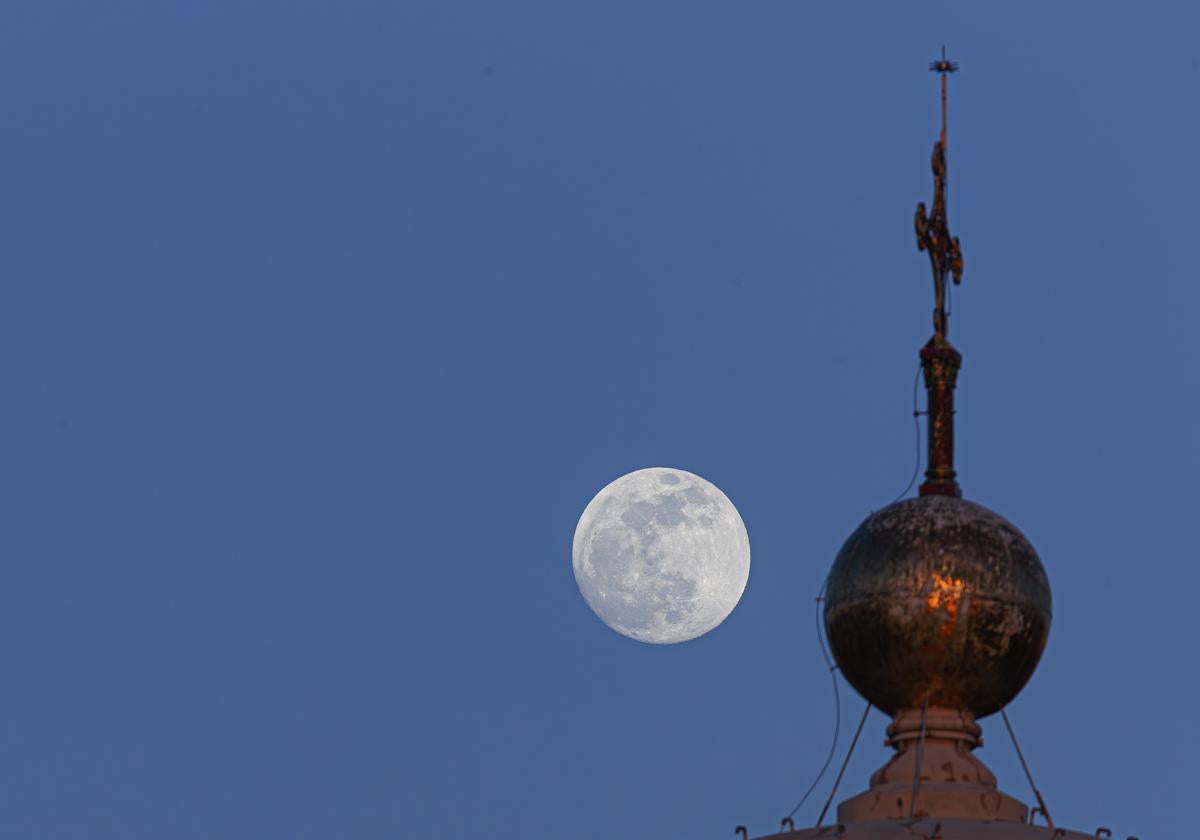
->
[
  {"left": 815, "top": 701, "right": 871, "bottom": 828},
  {"left": 888, "top": 363, "right": 924, "bottom": 505},
  {"left": 1000, "top": 708, "right": 1054, "bottom": 828},
  {"left": 786, "top": 587, "right": 840, "bottom": 819},
  {"left": 908, "top": 695, "right": 930, "bottom": 817}
]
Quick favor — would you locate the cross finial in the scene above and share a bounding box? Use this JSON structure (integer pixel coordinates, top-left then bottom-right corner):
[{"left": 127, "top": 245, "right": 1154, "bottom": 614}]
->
[
  {"left": 914, "top": 49, "right": 963, "bottom": 341},
  {"left": 914, "top": 51, "right": 965, "bottom": 497}
]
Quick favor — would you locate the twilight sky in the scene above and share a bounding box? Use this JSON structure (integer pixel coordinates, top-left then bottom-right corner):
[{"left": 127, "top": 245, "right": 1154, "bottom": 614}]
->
[{"left": 3, "top": 2, "right": 1198, "bottom": 838}]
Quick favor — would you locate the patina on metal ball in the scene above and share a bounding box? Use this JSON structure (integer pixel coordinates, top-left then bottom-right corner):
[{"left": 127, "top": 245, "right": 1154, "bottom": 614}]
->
[{"left": 823, "top": 495, "right": 1051, "bottom": 718}]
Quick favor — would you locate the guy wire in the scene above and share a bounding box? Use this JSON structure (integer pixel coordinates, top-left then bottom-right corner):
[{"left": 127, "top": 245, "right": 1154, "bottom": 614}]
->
[
  {"left": 908, "top": 694, "right": 930, "bottom": 818},
  {"left": 1000, "top": 708, "right": 1054, "bottom": 828},
  {"left": 789, "top": 360, "right": 918, "bottom": 821},
  {"left": 786, "top": 585, "right": 841, "bottom": 819},
  {"left": 815, "top": 700, "right": 871, "bottom": 828},
  {"left": 888, "top": 363, "right": 924, "bottom": 505}
]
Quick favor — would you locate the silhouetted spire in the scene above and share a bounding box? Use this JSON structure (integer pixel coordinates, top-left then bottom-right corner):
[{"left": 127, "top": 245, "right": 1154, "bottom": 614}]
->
[{"left": 915, "top": 49, "right": 964, "bottom": 497}]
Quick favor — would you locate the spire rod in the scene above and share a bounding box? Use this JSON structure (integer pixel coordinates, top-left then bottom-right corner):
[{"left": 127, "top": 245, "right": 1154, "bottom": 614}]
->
[
  {"left": 930, "top": 45, "right": 958, "bottom": 152},
  {"left": 915, "top": 50, "right": 964, "bottom": 498}
]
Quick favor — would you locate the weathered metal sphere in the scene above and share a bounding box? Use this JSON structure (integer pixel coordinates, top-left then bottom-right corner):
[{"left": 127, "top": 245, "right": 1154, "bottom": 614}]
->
[{"left": 823, "top": 495, "right": 1051, "bottom": 718}]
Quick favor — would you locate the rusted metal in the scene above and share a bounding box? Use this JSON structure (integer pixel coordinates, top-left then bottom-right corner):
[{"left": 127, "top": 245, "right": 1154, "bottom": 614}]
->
[
  {"left": 824, "top": 495, "right": 1052, "bottom": 718},
  {"left": 735, "top": 826, "right": 748, "bottom": 840},
  {"left": 1095, "top": 830, "right": 1112, "bottom": 838},
  {"left": 918, "top": 342, "right": 962, "bottom": 497},
  {"left": 914, "top": 50, "right": 965, "bottom": 499},
  {"left": 915, "top": 50, "right": 964, "bottom": 343},
  {"left": 781, "top": 817, "right": 795, "bottom": 831},
  {"left": 914, "top": 140, "right": 964, "bottom": 341}
]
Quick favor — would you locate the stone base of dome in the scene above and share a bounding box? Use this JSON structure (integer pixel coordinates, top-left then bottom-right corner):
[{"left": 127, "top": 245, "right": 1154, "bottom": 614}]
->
[
  {"left": 837, "top": 708, "right": 1028, "bottom": 823},
  {"left": 838, "top": 781, "right": 1027, "bottom": 823},
  {"left": 750, "top": 818, "right": 1094, "bottom": 839}
]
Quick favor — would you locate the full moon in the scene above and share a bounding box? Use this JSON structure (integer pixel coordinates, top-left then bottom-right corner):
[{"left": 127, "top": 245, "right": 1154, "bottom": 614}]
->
[{"left": 572, "top": 467, "right": 750, "bottom": 644}]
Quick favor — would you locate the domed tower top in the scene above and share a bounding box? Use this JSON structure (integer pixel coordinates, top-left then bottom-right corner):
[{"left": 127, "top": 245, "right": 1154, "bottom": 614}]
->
[
  {"left": 770, "top": 53, "right": 1063, "bottom": 833},
  {"left": 823, "top": 57, "right": 1053, "bottom": 725}
]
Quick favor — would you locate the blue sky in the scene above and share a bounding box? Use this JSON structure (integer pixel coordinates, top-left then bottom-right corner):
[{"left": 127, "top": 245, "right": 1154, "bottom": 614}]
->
[{"left": 2, "top": 2, "right": 1197, "bottom": 838}]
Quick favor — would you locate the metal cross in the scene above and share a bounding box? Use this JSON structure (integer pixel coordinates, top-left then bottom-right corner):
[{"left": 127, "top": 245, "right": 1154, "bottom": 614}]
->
[{"left": 915, "top": 48, "right": 964, "bottom": 341}]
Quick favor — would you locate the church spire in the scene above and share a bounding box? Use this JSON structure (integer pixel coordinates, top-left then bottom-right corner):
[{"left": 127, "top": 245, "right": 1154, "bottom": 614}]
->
[
  {"left": 740, "top": 51, "right": 1075, "bottom": 838},
  {"left": 915, "top": 48, "right": 964, "bottom": 498}
]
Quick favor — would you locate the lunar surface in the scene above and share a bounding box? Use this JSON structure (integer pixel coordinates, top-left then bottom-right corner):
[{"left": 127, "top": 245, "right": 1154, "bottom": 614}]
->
[{"left": 572, "top": 467, "right": 750, "bottom": 644}]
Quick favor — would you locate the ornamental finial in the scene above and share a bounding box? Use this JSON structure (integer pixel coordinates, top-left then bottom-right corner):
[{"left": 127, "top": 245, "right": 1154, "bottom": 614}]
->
[
  {"left": 915, "top": 49, "right": 964, "bottom": 497},
  {"left": 915, "top": 47, "right": 963, "bottom": 342}
]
